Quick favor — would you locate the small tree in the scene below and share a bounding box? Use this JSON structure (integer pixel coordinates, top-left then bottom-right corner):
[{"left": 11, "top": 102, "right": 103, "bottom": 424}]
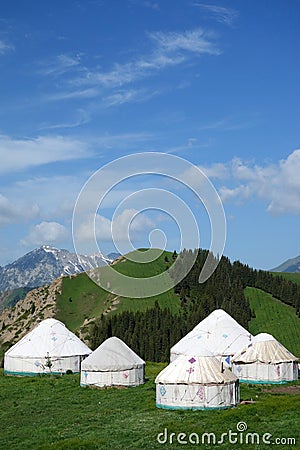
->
[{"left": 45, "top": 353, "right": 53, "bottom": 374}]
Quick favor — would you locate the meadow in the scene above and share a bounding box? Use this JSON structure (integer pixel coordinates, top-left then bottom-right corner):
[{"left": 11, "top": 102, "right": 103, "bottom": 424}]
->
[
  {"left": 246, "top": 287, "right": 300, "bottom": 357},
  {"left": 272, "top": 272, "right": 300, "bottom": 285},
  {"left": 2, "top": 258, "right": 300, "bottom": 449},
  {"left": 0, "top": 364, "right": 299, "bottom": 450}
]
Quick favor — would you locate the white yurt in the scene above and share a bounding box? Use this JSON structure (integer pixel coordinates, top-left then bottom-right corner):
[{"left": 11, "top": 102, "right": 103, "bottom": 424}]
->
[
  {"left": 170, "top": 309, "right": 252, "bottom": 366},
  {"left": 156, "top": 350, "right": 239, "bottom": 410},
  {"left": 80, "top": 336, "right": 145, "bottom": 387},
  {"left": 4, "top": 318, "right": 92, "bottom": 376},
  {"left": 232, "top": 333, "right": 298, "bottom": 384}
]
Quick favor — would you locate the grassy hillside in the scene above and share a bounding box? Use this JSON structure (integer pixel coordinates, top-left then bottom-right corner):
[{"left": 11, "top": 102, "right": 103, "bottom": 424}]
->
[
  {"left": 55, "top": 250, "right": 180, "bottom": 332},
  {"left": 0, "top": 365, "right": 299, "bottom": 450},
  {"left": 55, "top": 253, "right": 300, "bottom": 359},
  {"left": 0, "top": 286, "right": 32, "bottom": 312},
  {"left": 272, "top": 272, "right": 300, "bottom": 285},
  {"left": 246, "top": 287, "right": 300, "bottom": 357},
  {"left": 55, "top": 273, "right": 110, "bottom": 331}
]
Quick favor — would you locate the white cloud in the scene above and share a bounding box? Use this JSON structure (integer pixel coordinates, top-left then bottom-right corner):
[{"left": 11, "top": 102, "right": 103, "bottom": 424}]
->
[
  {"left": 219, "top": 185, "right": 252, "bottom": 203},
  {"left": 0, "top": 194, "right": 39, "bottom": 226},
  {"left": 218, "top": 150, "right": 300, "bottom": 214},
  {"left": 39, "top": 109, "right": 90, "bottom": 130},
  {"left": 199, "top": 162, "right": 229, "bottom": 180},
  {"left": 46, "top": 87, "right": 99, "bottom": 101},
  {"left": 73, "top": 28, "right": 220, "bottom": 89},
  {"left": 111, "top": 208, "right": 155, "bottom": 241},
  {"left": 103, "top": 89, "right": 145, "bottom": 107},
  {"left": 180, "top": 150, "right": 300, "bottom": 215},
  {"left": 224, "top": 158, "right": 279, "bottom": 204},
  {"left": 39, "top": 28, "right": 221, "bottom": 109},
  {"left": 0, "top": 194, "right": 20, "bottom": 226},
  {"left": 75, "top": 214, "right": 110, "bottom": 243},
  {"left": 21, "top": 221, "right": 69, "bottom": 247},
  {"left": 129, "top": 0, "right": 160, "bottom": 10},
  {"left": 38, "top": 53, "right": 81, "bottom": 76},
  {"left": 0, "top": 40, "right": 14, "bottom": 55},
  {"left": 11, "top": 175, "right": 83, "bottom": 219},
  {"left": 142, "top": 1, "right": 159, "bottom": 10},
  {"left": 1, "top": 130, "right": 156, "bottom": 225},
  {"left": 0, "top": 134, "right": 91, "bottom": 173},
  {"left": 279, "top": 150, "right": 300, "bottom": 189},
  {"left": 149, "top": 29, "right": 220, "bottom": 55},
  {"left": 193, "top": 3, "right": 238, "bottom": 26},
  {"left": 187, "top": 137, "right": 197, "bottom": 147},
  {"left": 266, "top": 150, "right": 300, "bottom": 214},
  {"left": 179, "top": 162, "right": 229, "bottom": 191},
  {"left": 76, "top": 209, "right": 155, "bottom": 244},
  {"left": 92, "top": 131, "right": 154, "bottom": 150},
  {"left": 199, "top": 115, "right": 257, "bottom": 131},
  {"left": 103, "top": 88, "right": 159, "bottom": 107}
]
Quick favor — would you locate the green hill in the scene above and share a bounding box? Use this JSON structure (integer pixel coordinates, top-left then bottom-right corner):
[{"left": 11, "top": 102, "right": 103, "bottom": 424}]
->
[
  {"left": 55, "top": 249, "right": 180, "bottom": 333},
  {"left": 246, "top": 286, "right": 300, "bottom": 357},
  {"left": 55, "top": 250, "right": 300, "bottom": 359},
  {"left": 272, "top": 272, "right": 300, "bottom": 285}
]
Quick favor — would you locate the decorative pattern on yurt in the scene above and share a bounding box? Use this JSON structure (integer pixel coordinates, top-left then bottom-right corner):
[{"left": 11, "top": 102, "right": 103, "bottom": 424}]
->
[
  {"left": 80, "top": 336, "right": 145, "bottom": 387},
  {"left": 155, "top": 349, "right": 239, "bottom": 410},
  {"left": 232, "top": 333, "right": 298, "bottom": 384},
  {"left": 170, "top": 309, "right": 253, "bottom": 366},
  {"left": 4, "top": 318, "right": 92, "bottom": 376}
]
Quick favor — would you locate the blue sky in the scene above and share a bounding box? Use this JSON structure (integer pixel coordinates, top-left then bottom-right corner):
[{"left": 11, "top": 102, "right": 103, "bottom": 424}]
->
[{"left": 0, "top": 0, "right": 299, "bottom": 270}]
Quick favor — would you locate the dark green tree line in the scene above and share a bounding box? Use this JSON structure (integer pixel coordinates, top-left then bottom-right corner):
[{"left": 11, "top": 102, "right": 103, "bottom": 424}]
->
[{"left": 90, "top": 249, "right": 300, "bottom": 362}]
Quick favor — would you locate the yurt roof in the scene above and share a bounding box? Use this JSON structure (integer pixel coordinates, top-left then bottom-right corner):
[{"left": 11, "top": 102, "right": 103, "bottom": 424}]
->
[
  {"left": 155, "top": 354, "right": 237, "bottom": 385},
  {"left": 171, "top": 340, "right": 214, "bottom": 358},
  {"left": 232, "top": 333, "right": 298, "bottom": 364},
  {"left": 171, "top": 309, "right": 252, "bottom": 357},
  {"left": 5, "top": 318, "right": 91, "bottom": 358},
  {"left": 81, "top": 337, "right": 145, "bottom": 372}
]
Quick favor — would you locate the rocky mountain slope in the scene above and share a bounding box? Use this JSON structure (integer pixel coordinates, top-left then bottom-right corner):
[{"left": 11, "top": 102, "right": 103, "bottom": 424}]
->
[
  {"left": 0, "top": 245, "right": 111, "bottom": 292},
  {"left": 271, "top": 255, "right": 300, "bottom": 273},
  {"left": 0, "top": 287, "right": 32, "bottom": 313},
  {"left": 0, "top": 277, "right": 62, "bottom": 352}
]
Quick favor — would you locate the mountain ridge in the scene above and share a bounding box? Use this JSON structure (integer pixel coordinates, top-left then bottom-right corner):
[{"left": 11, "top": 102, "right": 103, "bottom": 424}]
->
[
  {"left": 0, "top": 245, "right": 112, "bottom": 292},
  {"left": 271, "top": 255, "right": 300, "bottom": 273}
]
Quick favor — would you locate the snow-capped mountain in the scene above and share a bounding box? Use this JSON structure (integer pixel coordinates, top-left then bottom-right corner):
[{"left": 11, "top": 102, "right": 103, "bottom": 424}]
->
[{"left": 0, "top": 245, "right": 112, "bottom": 292}]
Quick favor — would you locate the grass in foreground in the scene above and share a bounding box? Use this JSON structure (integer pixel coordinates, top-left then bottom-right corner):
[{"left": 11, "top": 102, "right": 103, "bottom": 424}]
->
[
  {"left": 0, "top": 364, "right": 299, "bottom": 449},
  {"left": 246, "top": 287, "right": 300, "bottom": 357}
]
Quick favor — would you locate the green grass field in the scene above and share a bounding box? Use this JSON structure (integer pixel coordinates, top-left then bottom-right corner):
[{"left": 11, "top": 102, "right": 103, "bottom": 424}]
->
[
  {"left": 272, "top": 272, "right": 300, "bottom": 285},
  {"left": 1, "top": 267, "right": 300, "bottom": 449},
  {"left": 246, "top": 287, "right": 300, "bottom": 357},
  {"left": 0, "top": 364, "right": 299, "bottom": 450},
  {"left": 55, "top": 273, "right": 110, "bottom": 331},
  {"left": 55, "top": 250, "right": 180, "bottom": 332}
]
